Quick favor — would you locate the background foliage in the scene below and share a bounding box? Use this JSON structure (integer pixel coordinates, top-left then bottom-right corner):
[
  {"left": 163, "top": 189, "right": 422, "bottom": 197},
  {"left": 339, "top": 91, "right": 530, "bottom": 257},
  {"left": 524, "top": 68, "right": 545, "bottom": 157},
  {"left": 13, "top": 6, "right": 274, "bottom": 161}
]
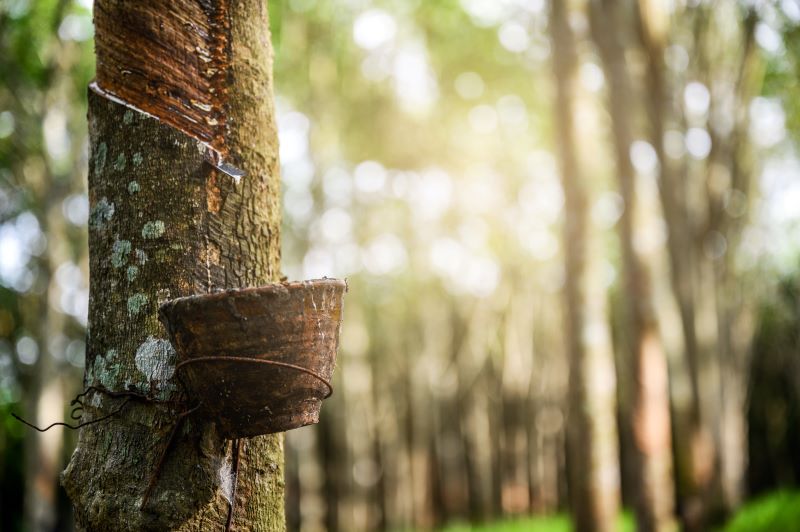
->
[{"left": 2, "top": 0, "right": 800, "bottom": 530}]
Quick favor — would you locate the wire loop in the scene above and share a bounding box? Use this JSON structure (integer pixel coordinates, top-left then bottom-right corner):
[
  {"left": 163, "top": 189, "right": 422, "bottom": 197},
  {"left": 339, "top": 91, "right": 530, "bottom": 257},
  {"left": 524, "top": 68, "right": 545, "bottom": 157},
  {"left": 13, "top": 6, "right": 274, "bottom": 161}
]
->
[{"left": 175, "top": 356, "right": 334, "bottom": 398}]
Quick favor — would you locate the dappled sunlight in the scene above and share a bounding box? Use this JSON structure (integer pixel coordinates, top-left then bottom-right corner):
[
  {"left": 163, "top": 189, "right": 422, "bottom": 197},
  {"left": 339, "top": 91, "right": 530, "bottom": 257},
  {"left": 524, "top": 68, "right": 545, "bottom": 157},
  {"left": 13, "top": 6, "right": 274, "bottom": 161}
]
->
[{"left": 2, "top": 0, "right": 800, "bottom": 530}]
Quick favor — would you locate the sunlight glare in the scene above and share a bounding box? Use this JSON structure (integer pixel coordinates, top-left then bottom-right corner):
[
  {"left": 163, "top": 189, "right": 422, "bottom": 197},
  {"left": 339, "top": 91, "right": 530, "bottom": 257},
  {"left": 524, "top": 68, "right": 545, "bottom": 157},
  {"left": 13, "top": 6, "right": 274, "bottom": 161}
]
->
[
  {"left": 630, "top": 140, "right": 659, "bottom": 174},
  {"left": 685, "top": 127, "right": 712, "bottom": 160},
  {"left": 362, "top": 233, "right": 407, "bottom": 275},
  {"left": 755, "top": 22, "right": 783, "bottom": 55},
  {"left": 454, "top": 72, "right": 485, "bottom": 100},
  {"left": 684, "top": 81, "right": 710, "bottom": 117},
  {"left": 469, "top": 104, "right": 498, "bottom": 134},
  {"left": 498, "top": 21, "right": 530, "bottom": 53},
  {"left": 580, "top": 62, "right": 605, "bottom": 93},
  {"left": 497, "top": 95, "right": 529, "bottom": 132},
  {"left": 353, "top": 9, "right": 397, "bottom": 51},
  {"left": 354, "top": 161, "right": 387, "bottom": 196},
  {"left": 749, "top": 97, "right": 786, "bottom": 148},
  {"left": 393, "top": 44, "right": 438, "bottom": 113}
]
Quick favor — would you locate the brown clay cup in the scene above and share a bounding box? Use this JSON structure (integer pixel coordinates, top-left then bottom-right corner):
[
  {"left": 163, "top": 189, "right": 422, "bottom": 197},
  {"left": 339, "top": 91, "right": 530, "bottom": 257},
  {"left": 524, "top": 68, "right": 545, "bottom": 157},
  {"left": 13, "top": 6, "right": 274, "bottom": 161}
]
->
[{"left": 158, "top": 278, "right": 347, "bottom": 438}]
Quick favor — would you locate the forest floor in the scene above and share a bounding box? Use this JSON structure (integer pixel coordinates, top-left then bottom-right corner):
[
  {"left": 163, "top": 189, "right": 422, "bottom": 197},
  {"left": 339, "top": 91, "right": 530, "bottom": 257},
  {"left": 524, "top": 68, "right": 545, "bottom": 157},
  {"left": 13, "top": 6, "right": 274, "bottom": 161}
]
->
[
  {"left": 436, "top": 512, "right": 633, "bottom": 532},
  {"left": 432, "top": 490, "right": 800, "bottom": 531},
  {"left": 722, "top": 490, "right": 800, "bottom": 532}
]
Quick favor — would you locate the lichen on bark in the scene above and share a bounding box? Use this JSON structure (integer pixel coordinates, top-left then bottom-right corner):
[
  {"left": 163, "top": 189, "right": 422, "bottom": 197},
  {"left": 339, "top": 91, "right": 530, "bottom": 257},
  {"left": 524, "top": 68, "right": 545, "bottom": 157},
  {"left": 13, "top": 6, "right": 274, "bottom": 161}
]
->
[{"left": 62, "top": 0, "right": 285, "bottom": 529}]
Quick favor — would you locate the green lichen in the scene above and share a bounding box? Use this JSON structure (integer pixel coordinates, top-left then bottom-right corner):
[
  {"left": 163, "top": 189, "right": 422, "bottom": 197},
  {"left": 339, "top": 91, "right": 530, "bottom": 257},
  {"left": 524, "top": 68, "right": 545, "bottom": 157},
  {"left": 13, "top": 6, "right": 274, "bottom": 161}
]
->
[
  {"left": 127, "top": 293, "right": 148, "bottom": 316},
  {"left": 126, "top": 265, "right": 139, "bottom": 282},
  {"left": 89, "top": 349, "right": 121, "bottom": 389},
  {"left": 142, "top": 221, "right": 165, "bottom": 239},
  {"left": 128, "top": 181, "right": 140, "bottom": 194},
  {"left": 114, "top": 153, "right": 127, "bottom": 172},
  {"left": 123, "top": 110, "right": 134, "bottom": 124},
  {"left": 111, "top": 239, "right": 132, "bottom": 268},
  {"left": 135, "top": 249, "right": 148, "bottom": 265},
  {"left": 93, "top": 142, "right": 107, "bottom": 174},
  {"left": 89, "top": 197, "right": 114, "bottom": 230},
  {"left": 132, "top": 152, "right": 143, "bottom": 166}
]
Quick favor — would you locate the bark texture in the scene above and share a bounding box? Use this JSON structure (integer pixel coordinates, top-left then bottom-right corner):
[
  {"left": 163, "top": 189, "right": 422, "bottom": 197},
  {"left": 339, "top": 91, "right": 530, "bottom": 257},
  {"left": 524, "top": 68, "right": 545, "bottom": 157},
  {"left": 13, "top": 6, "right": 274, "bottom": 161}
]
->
[
  {"left": 549, "top": 1, "right": 621, "bottom": 530},
  {"left": 94, "top": 0, "right": 229, "bottom": 149},
  {"left": 61, "top": 1, "right": 285, "bottom": 530}
]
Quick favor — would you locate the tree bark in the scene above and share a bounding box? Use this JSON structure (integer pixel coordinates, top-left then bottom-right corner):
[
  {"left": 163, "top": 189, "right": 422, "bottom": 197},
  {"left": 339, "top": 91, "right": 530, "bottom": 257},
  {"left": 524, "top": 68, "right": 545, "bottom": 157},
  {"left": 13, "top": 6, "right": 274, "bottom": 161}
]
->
[
  {"left": 549, "top": 2, "right": 621, "bottom": 530},
  {"left": 588, "top": 2, "right": 677, "bottom": 530},
  {"left": 61, "top": 1, "right": 285, "bottom": 530}
]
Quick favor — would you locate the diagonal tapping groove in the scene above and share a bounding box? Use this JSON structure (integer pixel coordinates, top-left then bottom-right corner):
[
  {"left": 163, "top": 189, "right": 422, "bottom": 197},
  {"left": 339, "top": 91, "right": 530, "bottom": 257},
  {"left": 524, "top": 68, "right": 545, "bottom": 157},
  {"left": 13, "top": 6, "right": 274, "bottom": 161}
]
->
[{"left": 93, "top": 0, "right": 231, "bottom": 154}]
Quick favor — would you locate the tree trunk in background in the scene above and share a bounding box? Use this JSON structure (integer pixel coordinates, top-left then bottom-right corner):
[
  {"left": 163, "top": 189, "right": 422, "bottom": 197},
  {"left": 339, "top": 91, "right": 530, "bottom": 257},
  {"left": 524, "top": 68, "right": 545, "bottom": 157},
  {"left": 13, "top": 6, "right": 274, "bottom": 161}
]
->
[
  {"left": 23, "top": 208, "right": 70, "bottom": 531},
  {"left": 61, "top": 1, "right": 285, "bottom": 529},
  {"left": 368, "top": 352, "right": 390, "bottom": 531},
  {"left": 634, "top": 2, "right": 713, "bottom": 527},
  {"left": 20, "top": 297, "right": 60, "bottom": 531},
  {"left": 17, "top": 4, "right": 78, "bottom": 525},
  {"left": 702, "top": 9, "right": 759, "bottom": 515},
  {"left": 488, "top": 362, "right": 504, "bottom": 520},
  {"left": 318, "top": 411, "right": 341, "bottom": 532},
  {"left": 589, "top": 2, "right": 677, "bottom": 531},
  {"left": 285, "top": 435, "right": 301, "bottom": 532},
  {"left": 549, "top": 2, "right": 621, "bottom": 530}
]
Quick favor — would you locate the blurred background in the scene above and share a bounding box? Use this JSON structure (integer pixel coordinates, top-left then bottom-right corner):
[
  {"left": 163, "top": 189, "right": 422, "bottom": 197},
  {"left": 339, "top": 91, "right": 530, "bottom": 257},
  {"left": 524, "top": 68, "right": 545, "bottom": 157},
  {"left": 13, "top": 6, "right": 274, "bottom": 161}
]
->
[{"left": 2, "top": 0, "right": 800, "bottom": 530}]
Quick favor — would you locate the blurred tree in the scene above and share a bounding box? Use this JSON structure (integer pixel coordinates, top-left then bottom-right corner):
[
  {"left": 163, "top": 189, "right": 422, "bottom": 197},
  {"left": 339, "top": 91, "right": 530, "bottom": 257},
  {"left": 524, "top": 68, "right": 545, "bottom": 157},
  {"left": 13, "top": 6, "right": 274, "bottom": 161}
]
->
[
  {"left": 634, "top": 1, "right": 713, "bottom": 526},
  {"left": 549, "top": 1, "right": 621, "bottom": 530},
  {"left": 0, "top": 1, "right": 93, "bottom": 530},
  {"left": 589, "top": 1, "right": 676, "bottom": 530},
  {"left": 60, "top": 0, "right": 285, "bottom": 529},
  {"left": 693, "top": 6, "right": 760, "bottom": 518},
  {"left": 748, "top": 273, "right": 800, "bottom": 495},
  {"left": 635, "top": 1, "right": 764, "bottom": 527}
]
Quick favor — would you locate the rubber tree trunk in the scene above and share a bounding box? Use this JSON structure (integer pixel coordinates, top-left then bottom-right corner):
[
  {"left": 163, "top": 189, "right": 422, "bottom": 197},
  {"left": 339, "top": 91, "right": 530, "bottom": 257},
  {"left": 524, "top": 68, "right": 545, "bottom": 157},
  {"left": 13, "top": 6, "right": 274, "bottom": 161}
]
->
[
  {"left": 704, "top": 11, "right": 759, "bottom": 515},
  {"left": 634, "top": 3, "right": 714, "bottom": 527},
  {"left": 19, "top": 4, "right": 74, "bottom": 525},
  {"left": 23, "top": 212, "right": 68, "bottom": 532},
  {"left": 61, "top": 1, "right": 285, "bottom": 530},
  {"left": 588, "top": 2, "right": 677, "bottom": 530},
  {"left": 549, "top": 2, "right": 621, "bottom": 530}
]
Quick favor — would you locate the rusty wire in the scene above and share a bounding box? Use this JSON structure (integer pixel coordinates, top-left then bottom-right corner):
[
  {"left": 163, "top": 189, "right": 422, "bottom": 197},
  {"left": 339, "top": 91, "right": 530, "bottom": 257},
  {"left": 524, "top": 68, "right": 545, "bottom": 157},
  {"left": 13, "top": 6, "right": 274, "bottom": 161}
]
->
[
  {"left": 175, "top": 356, "right": 334, "bottom": 398},
  {"left": 140, "top": 402, "right": 202, "bottom": 510},
  {"left": 10, "top": 385, "right": 182, "bottom": 432},
  {"left": 11, "top": 358, "right": 323, "bottom": 530}
]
